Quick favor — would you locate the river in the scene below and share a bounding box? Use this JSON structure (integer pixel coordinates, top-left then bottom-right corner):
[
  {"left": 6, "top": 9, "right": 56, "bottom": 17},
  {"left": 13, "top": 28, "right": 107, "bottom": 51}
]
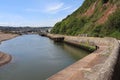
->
[{"left": 0, "top": 35, "right": 89, "bottom": 80}]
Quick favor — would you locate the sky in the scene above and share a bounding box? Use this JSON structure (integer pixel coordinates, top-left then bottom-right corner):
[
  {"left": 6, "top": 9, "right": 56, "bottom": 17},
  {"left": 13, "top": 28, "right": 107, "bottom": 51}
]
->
[{"left": 0, "top": 0, "right": 84, "bottom": 27}]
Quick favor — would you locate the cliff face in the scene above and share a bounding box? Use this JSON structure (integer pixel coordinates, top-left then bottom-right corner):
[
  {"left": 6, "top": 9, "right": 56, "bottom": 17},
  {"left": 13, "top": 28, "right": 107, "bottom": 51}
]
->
[{"left": 51, "top": 0, "right": 120, "bottom": 39}]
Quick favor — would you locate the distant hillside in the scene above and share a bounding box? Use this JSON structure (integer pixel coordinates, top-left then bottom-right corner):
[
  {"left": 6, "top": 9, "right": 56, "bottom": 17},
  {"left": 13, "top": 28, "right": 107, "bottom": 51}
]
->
[{"left": 51, "top": 0, "right": 120, "bottom": 39}]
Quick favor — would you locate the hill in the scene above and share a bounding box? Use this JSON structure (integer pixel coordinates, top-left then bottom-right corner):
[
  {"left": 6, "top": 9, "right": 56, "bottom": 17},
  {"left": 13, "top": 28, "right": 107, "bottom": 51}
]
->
[{"left": 51, "top": 0, "right": 120, "bottom": 39}]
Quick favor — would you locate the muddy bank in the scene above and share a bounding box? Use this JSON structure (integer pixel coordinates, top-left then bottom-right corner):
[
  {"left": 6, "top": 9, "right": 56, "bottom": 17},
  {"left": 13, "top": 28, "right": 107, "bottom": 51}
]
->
[
  {"left": 0, "top": 32, "right": 18, "bottom": 42},
  {"left": 0, "top": 32, "right": 18, "bottom": 66}
]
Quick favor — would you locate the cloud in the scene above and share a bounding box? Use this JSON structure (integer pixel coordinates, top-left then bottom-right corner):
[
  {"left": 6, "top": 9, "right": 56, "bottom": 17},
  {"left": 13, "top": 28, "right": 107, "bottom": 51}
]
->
[
  {"left": 25, "top": 2, "right": 64, "bottom": 13},
  {"left": 44, "top": 2, "right": 72, "bottom": 14},
  {"left": 46, "top": 3, "right": 64, "bottom": 12},
  {"left": 25, "top": 1, "right": 72, "bottom": 14},
  {"left": 61, "top": 6, "right": 71, "bottom": 11}
]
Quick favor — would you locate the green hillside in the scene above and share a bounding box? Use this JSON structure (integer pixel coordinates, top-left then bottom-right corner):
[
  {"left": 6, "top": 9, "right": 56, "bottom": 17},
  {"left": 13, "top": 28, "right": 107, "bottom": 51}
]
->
[{"left": 51, "top": 0, "right": 120, "bottom": 39}]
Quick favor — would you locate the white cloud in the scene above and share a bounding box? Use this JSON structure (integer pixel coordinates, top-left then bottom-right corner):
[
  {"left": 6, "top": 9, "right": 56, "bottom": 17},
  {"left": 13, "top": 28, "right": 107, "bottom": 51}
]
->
[
  {"left": 44, "top": 2, "right": 72, "bottom": 14},
  {"left": 25, "top": 2, "right": 72, "bottom": 14},
  {"left": 25, "top": 2, "right": 65, "bottom": 13},
  {"left": 61, "top": 6, "right": 71, "bottom": 11},
  {"left": 46, "top": 3, "right": 64, "bottom": 12}
]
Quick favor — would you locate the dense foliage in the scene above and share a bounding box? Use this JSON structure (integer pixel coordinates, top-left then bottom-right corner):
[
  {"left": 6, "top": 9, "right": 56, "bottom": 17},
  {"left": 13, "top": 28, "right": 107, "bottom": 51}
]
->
[
  {"left": 51, "top": 0, "right": 120, "bottom": 39},
  {"left": 102, "top": 10, "right": 120, "bottom": 39}
]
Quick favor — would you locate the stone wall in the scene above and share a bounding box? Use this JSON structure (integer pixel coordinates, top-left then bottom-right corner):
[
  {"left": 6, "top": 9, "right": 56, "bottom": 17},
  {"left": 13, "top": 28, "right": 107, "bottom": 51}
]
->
[
  {"left": 95, "top": 38, "right": 120, "bottom": 80},
  {"left": 46, "top": 34, "right": 120, "bottom": 80}
]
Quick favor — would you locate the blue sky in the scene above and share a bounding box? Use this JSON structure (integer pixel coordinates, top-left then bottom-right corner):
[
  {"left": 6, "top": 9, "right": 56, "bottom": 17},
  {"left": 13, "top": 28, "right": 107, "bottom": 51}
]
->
[{"left": 0, "top": 0, "right": 84, "bottom": 27}]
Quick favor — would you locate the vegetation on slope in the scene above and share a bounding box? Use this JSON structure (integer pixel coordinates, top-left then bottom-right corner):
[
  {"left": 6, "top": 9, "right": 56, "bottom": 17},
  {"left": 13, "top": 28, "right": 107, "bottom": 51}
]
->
[
  {"left": 101, "top": 9, "right": 120, "bottom": 39},
  {"left": 51, "top": 0, "right": 120, "bottom": 39}
]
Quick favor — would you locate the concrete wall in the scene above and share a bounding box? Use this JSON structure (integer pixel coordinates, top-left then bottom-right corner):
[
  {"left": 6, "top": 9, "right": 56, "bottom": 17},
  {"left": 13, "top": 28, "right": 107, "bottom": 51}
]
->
[
  {"left": 46, "top": 34, "right": 120, "bottom": 80},
  {"left": 94, "top": 38, "right": 120, "bottom": 80},
  {"left": 111, "top": 41, "right": 120, "bottom": 80}
]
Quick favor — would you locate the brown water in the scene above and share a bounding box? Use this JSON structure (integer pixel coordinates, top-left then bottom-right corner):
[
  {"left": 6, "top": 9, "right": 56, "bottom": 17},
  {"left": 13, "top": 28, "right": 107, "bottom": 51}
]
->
[{"left": 0, "top": 35, "right": 89, "bottom": 80}]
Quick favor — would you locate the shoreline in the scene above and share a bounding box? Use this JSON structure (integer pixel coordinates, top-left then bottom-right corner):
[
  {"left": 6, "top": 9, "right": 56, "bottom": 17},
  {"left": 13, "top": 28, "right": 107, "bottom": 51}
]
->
[
  {"left": 0, "top": 32, "right": 119, "bottom": 79},
  {"left": 0, "top": 32, "right": 18, "bottom": 66}
]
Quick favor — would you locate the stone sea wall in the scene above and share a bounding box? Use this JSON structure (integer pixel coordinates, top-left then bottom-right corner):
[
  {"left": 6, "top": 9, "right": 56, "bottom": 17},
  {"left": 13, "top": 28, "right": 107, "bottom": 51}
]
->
[{"left": 46, "top": 34, "right": 120, "bottom": 80}]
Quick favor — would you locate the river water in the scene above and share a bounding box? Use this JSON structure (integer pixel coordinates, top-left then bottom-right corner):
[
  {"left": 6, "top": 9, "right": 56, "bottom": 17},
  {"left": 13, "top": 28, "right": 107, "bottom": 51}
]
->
[{"left": 0, "top": 35, "right": 89, "bottom": 80}]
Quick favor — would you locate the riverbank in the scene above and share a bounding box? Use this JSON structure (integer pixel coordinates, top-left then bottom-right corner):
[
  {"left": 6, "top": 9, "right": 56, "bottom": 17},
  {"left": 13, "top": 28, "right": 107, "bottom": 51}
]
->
[
  {"left": 0, "top": 32, "right": 18, "bottom": 66},
  {"left": 46, "top": 33, "right": 120, "bottom": 80}
]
